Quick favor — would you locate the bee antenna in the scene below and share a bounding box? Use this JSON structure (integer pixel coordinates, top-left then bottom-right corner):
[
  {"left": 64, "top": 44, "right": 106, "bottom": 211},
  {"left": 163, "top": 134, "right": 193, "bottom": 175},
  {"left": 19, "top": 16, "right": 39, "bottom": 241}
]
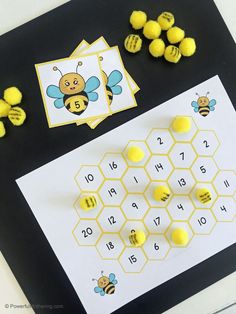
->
[
  {"left": 92, "top": 278, "right": 98, "bottom": 282},
  {"left": 53, "top": 66, "right": 63, "bottom": 77},
  {"left": 101, "top": 270, "right": 104, "bottom": 276},
  {"left": 206, "top": 91, "right": 210, "bottom": 96},
  {"left": 195, "top": 93, "right": 200, "bottom": 97}
]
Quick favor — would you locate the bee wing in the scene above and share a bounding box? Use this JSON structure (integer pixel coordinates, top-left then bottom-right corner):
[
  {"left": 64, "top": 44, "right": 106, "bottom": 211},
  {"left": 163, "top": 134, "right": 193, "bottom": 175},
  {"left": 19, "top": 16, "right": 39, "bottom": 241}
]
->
[
  {"left": 94, "top": 286, "right": 103, "bottom": 295},
  {"left": 109, "top": 273, "right": 116, "bottom": 282},
  {"left": 191, "top": 101, "right": 199, "bottom": 112},
  {"left": 87, "top": 91, "right": 98, "bottom": 102},
  {"left": 54, "top": 98, "right": 65, "bottom": 109},
  {"left": 107, "top": 70, "right": 123, "bottom": 87},
  {"left": 209, "top": 99, "right": 216, "bottom": 111},
  {"left": 85, "top": 76, "right": 100, "bottom": 93},
  {"left": 112, "top": 279, "right": 118, "bottom": 285},
  {"left": 46, "top": 85, "right": 64, "bottom": 99},
  {"left": 110, "top": 85, "right": 122, "bottom": 95}
]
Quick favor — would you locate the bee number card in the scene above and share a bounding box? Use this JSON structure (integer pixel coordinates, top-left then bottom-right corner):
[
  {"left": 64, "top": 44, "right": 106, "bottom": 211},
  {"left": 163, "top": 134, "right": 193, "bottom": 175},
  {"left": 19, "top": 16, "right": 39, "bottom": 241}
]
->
[
  {"left": 17, "top": 76, "right": 236, "bottom": 314},
  {"left": 35, "top": 55, "right": 111, "bottom": 128}
]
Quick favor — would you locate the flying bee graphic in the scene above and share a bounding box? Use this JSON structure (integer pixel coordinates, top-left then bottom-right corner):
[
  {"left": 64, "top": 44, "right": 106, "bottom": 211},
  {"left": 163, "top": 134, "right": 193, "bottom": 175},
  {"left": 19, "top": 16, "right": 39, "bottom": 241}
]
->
[
  {"left": 102, "top": 70, "right": 123, "bottom": 105},
  {"left": 191, "top": 92, "right": 216, "bottom": 117},
  {"left": 93, "top": 271, "right": 118, "bottom": 296},
  {"left": 46, "top": 63, "right": 100, "bottom": 116}
]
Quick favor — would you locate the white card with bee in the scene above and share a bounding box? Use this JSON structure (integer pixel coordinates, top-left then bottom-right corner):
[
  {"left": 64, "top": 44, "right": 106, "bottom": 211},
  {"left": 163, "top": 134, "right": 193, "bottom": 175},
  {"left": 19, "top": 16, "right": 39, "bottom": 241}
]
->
[{"left": 35, "top": 54, "right": 111, "bottom": 128}]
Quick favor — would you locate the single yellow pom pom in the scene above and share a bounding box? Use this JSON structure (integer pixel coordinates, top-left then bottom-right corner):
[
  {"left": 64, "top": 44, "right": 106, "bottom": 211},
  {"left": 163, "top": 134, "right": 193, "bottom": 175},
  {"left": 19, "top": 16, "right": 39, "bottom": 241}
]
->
[
  {"left": 149, "top": 39, "right": 165, "bottom": 57},
  {"left": 172, "top": 116, "right": 191, "bottom": 133},
  {"left": 196, "top": 188, "right": 212, "bottom": 204},
  {"left": 0, "top": 99, "right": 11, "bottom": 118},
  {"left": 153, "top": 185, "right": 170, "bottom": 202},
  {"left": 130, "top": 10, "right": 147, "bottom": 30},
  {"left": 143, "top": 20, "right": 161, "bottom": 40},
  {"left": 124, "top": 34, "right": 142, "bottom": 53},
  {"left": 157, "top": 12, "right": 175, "bottom": 30},
  {"left": 167, "top": 26, "right": 185, "bottom": 44},
  {"left": 171, "top": 228, "right": 189, "bottom": 245},
  {"left": 129, "top": 230, "right": 146, "bottom": 247},
  {"left": 79, "top": 195, "right": 97, "bottom": 211},
  {"left": 164, "top": 45, "right": 182, "bottom": 63},
  {"left": 0, "top": 121, "right": 6, "bottom": 138},
  {"left": 4, "top": 87, "right": 22, "bottom": 106},
  {"left": 127, "top": 146, "right": 145, "bottom": 163},
  {"left": 179, "top": 37, "right": 196, "bottom": 57},
  {"left": 8, "top": 107, "right": 26, "bottom": 126}
]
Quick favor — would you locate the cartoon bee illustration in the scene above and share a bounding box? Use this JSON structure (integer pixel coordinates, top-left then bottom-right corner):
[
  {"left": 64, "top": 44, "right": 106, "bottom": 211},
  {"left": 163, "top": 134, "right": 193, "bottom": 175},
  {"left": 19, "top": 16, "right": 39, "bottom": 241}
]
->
[
  {"left": 46, "top": 64, "right": 100, "bottom": 116},
  {"left": 191, "top": 92, "right": 216, "bottom": 117},
  {"left": 93, "top": 271, "right": 118, "bottom": 296},
  {"left": 102, "top": 70, "right": 123, "bottom": 105}
]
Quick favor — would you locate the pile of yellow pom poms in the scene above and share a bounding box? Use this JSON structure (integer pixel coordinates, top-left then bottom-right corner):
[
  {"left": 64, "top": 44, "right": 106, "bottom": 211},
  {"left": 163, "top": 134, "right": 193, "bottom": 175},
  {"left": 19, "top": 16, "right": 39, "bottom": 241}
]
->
[
  {"left": 124, "top": 10, "right": 196, "bottom": 63},
  {"left": 0, "top": 87, "right": 26, "bottom": 138}
]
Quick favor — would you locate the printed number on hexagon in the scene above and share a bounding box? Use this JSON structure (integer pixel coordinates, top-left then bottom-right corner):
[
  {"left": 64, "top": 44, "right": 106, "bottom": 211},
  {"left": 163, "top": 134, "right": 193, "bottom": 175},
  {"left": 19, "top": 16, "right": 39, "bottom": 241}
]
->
[
  {"left": 96, "top": 234, "right": 124, "bottom": 259},
  {"left": 73, "top": 220, "right": 102, "bottom": 246},
  {"left": 75, "top": 166, "right": 104, "bottom": 192},
  {"left": 146, "top": 129, "right": 174, "bottom": 154},
  {"left": 119, "top": 248, "right": 147, "bottom": 273},
  {"left": 192, "top": 130, "right": 220, "bottom": 156},
  {"left": 98, "top": 207, "right": 126, "bottom": 232},
  {"left": 190, "top": 210, "right": 216, "bottom": 234},
  {"left": 99, "top": 153, "right": 127, "bottom": 179}
]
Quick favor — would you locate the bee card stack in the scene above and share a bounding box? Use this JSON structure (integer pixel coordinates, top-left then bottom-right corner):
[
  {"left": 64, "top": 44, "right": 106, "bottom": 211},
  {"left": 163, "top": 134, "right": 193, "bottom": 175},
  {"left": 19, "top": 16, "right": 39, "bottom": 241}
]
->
[{"left": 35, "top": 37, "right": 139, "bottom": 129}]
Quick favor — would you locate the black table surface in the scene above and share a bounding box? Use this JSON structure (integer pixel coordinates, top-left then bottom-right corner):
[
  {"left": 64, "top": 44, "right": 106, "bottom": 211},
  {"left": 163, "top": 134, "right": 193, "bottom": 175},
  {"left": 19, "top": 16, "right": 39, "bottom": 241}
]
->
[{"left": 0, "top": 0, "right": 235, "bottom": 313}]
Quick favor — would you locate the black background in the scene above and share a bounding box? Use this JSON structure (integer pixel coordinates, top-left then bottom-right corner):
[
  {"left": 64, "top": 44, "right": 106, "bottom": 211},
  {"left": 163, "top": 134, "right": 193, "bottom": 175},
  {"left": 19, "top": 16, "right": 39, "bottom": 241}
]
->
[{"left": 0, "top": 0, "right": 235, "bottom": 313}]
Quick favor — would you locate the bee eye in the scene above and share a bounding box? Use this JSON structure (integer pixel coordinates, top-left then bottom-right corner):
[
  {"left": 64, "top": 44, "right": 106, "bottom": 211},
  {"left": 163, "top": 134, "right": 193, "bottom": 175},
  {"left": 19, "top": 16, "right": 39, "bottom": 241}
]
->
[
  {"left": 74, "top": 80, "right": 78, "bottom": 85},
  {"left": 65, "top": 82, "right": 70, "bottom": 86}
]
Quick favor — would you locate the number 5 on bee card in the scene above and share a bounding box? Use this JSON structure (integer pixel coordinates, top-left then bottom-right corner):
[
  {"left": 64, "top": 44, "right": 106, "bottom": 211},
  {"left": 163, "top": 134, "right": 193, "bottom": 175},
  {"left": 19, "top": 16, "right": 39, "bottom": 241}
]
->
[{"left": 35, "top": 54, "right": 111, "bottom": 128}]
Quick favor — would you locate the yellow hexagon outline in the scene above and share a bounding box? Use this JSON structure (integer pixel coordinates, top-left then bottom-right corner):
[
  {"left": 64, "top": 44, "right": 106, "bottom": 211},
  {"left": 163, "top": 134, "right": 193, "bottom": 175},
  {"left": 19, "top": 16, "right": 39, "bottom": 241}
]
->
[
  {"left": 96, "top": 206, "right": 127, "bottom": 233},
  {"left": 121, "top": 193, "right": 150, "bottom": 220},
  {"left": 210, "top": 196, "right": 236, "bottom": 222},
  {"left": 95, "top": 233, "right": 126, "bottom": 260},
  {"left": 118, "top": 247, "right": 148, "bottom": 274},
  {"left": 143, "top": 206, "right": 173, "bottom": 235},
  {"left": 167, "top": 168, "right": 196, "bottom": 196},
  {"left": 119, "top": 220, "right": 149, "bottom": 248},
  {"left": 191, "top": 129, "right": 220, "bottom": 157},
  {"left": 122, "top": 140, "right": 152, "bottom": 168},
  {"left": 98, "top": 179, "right": 127, "bottom": 206},
  {"left": 145, "top": 153, "right": 174, "bottom": 182},
  {"left": 98, "top": 152, "right": 128, "bottom": 179},
  {"left": 145, "top": 128, "right": 175, "bottom": 155},
  {"left": 166, "top": 195, "right": 196, "bottom": 221},
  {"left": 121, "top": 166, "right": 151, "bottom": 194},
  {"left": 168, "top": 116, "right": 199, "bottom": 143},
  {"left": 212, "top": 169, "right": 236, "bottom": 197},
  {"left": 141, "top": 233, "right": 171, "bottom": 261},
  {"left": 73, "top": 192, "right": 103, "bottom": 219},
  {"left": 189, "top": 209, "right": 217, "bottom": 235},
  {"left": 72, "top": 218, "right": 103, "bottom": 247},
  {"left": 191, "top": 157, "right": 219, "bottom": 183},
  {"left": 169, "top": 142, "right": 198, "bottom": 169},
  {"left": 165, "top": 221, "right": 194, "bottom": 248},
  {"left": 143, "top": 181, "right": 174, "bottom": 208},
  {"left": 74, "top": 164, "right": 105, "bottom": 192}
]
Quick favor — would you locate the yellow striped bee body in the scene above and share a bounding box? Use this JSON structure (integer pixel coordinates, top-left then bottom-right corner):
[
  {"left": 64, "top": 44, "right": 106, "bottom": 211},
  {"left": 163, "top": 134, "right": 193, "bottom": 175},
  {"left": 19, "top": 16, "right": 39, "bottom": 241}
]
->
[
  {"left": 106, "top": 85, "right": 113, "bottom": 105},
  {"left": 102, "top": 70, "right": 123, "bottom": 106}
]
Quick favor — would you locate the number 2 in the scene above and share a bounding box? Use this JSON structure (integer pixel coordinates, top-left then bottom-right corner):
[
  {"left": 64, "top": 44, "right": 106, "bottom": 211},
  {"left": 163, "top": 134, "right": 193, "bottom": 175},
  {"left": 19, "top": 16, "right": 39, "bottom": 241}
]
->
[
  {"left": 203, "top": 140, "right": 209, "bottom": 148},
  {"left": 157, "top": 137, "right": 163, "bottom": 145}
]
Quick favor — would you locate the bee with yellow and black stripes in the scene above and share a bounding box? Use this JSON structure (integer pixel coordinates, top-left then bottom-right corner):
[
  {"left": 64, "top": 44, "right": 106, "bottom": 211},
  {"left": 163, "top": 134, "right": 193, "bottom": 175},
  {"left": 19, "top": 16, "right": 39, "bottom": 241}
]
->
[
  {"left": 191, "top": 92, "right": 216, "bottom": 117},
  {"left": 102, "top": 70, "right": 123, "bottom": 105},
  {"left": 93, "top": 271, "right": 118, "bottom": 296}
]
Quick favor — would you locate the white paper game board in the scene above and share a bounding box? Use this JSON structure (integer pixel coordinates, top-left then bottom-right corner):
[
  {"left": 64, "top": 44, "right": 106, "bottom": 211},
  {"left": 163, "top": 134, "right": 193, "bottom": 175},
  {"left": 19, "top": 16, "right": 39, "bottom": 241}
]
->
[{"left": 17, "top": 76, "right": 236, "bottom": 314}]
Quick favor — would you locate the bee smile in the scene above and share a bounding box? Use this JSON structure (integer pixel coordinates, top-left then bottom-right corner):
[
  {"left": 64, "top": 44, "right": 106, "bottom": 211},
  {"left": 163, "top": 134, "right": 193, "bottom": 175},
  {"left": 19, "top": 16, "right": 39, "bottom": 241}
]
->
[{"left": 70, "top": 87, "right": 76, "bottom": 90}]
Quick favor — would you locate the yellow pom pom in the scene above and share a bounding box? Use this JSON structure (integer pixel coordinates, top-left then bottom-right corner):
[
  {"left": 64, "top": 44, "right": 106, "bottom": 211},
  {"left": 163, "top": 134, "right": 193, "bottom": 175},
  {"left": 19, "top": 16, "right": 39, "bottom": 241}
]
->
[
  {"left": 171, "top": 228, "right": 189, "bottom": 245},
  {"left": 0, "top": 99, "right": 11, "bottom": 118},
  {"left": 179, "top": 37, "right": 196, "bottom": 57},
  {"left": 196, "top": 188, "right": 212, "bottom": 204},
  {"left": 143, "top": 20, "right": 161, "bottom": 40},
  {"left": 153, "top": 185, "right": 170, "bottom": 202},
  {"left": 157, "top": 12, "right": 175, "bottom": 30},
  {"left": 129, "top": 230, "right": 146, "bottom": 247},
  {"left": 167, "top": 26, "right": 185, "bottom": 44},
  {"left": 172, "top": 116, "right": 191, "bottom": 133},
  {"left": 79, "top": 195, "right": 97, "bottom": 211},
  {"left": 164, "top": 45, "right": 182, "bottom": 63},
  {"left": 8, "top": 107, "right": 26, "bottom": 126},
  {"left": 127, "top": 146, "right": 145, "bottom": 163},
  {"left": 149, "top": 39, "right": 165, "bottom": 57},
  {"left": 4, "top": 87, "right": 22, "bottom": 106},
  {"left": 130, "top": 10, "right": 147, "bottom": 30},
  {"left": 124, "top": 34, "right": 142, "bottom": 53},
  {"left": 0, "top": 121, "right": 6, "bottom": 138}
]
